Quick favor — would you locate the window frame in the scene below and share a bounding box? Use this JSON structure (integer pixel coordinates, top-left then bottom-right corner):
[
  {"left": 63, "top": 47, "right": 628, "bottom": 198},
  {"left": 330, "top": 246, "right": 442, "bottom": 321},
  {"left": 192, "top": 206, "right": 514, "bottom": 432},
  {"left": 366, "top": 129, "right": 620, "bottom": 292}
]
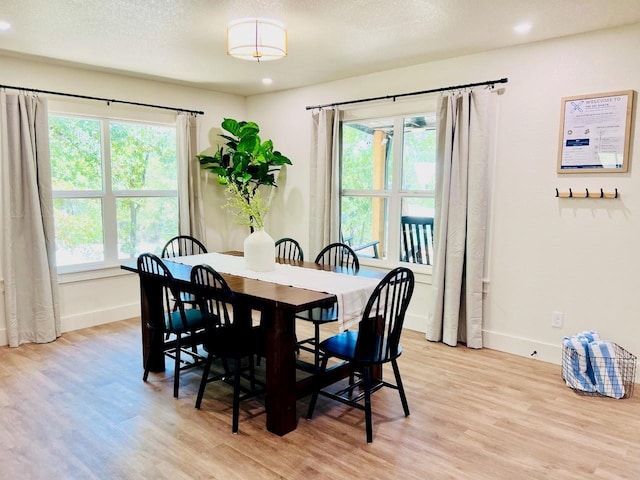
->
[
  {"left": 49, "top": 111, "right": 179, "bottom": 275},
  {"left": 340, "top": 113, "right": 436, "bottom": 273}
]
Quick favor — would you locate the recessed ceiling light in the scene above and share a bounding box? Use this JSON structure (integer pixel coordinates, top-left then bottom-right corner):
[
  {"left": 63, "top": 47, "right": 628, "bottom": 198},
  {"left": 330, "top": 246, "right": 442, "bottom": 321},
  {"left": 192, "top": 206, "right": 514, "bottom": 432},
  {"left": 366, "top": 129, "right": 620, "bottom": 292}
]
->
[
  {"left": 514, "top": 23, "right": 532, "bottom": 34},
  {"left": 262, "top": 77, "right": 274, "bottom": 85},
  {"left": 0, "top": 20, "right": 11, "bottom": 31}
]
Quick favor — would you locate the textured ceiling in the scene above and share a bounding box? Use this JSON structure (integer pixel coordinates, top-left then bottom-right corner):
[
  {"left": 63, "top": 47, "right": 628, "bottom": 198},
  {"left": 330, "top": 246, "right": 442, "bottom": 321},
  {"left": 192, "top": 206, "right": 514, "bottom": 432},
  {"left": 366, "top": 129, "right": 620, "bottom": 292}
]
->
[{"left": 0, "top": 0, "right": 639, "bottom": 96}]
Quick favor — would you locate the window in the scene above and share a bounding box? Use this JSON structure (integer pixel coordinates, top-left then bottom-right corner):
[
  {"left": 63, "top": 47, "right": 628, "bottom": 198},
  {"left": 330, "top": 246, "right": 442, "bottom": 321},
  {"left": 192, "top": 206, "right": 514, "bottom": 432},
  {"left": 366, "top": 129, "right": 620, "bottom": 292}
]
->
[
  {"left": 340, "top": 113, "right": 436, "bottom": 266},
  {"left": 49, "top": 114, "right": 179, "bottom": 272}
]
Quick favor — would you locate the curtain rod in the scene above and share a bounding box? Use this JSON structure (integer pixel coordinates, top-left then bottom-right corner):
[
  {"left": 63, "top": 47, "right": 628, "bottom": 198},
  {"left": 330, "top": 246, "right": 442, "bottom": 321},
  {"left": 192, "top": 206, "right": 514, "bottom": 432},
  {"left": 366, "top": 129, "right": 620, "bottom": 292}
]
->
[
  {"left": 305, "top": 77, "right": 508, "bottom": 110},
  {"left": 0, "top": 83, "right": 204, "bottom": 116}
]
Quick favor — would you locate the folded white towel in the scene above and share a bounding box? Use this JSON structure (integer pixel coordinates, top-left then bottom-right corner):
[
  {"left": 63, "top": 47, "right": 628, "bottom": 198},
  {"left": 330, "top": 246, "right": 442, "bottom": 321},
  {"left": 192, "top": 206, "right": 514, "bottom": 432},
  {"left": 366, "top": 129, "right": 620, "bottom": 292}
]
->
[{"left": 588, "top": 340, "right": 625, "bottom": 399}]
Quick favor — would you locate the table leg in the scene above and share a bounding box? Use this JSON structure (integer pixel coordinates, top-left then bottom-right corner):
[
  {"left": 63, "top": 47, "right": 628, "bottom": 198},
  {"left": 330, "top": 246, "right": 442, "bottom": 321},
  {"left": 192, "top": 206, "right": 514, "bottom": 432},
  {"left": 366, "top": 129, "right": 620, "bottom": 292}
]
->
[
  {"left": 263, "top": 306, "right": 297, "bottom": 436},
  {"left": 139, "top": 278, "right": 165, "bottom": 372}
]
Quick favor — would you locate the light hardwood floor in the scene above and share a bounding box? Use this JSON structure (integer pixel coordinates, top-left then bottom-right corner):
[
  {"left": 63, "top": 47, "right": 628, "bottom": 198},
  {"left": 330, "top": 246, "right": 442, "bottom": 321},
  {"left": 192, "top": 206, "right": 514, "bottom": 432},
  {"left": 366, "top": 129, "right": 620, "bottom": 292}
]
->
[{"left": 0, "top": 318, "right": 638, "bottom": 480}]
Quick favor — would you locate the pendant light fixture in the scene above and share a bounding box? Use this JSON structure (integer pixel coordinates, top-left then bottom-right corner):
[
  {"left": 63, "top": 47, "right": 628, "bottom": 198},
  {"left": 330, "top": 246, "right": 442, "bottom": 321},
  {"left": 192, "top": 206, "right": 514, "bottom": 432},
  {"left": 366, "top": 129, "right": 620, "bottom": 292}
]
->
[{"left": 227, "top": 18, "right": 287, "bottom": 62}]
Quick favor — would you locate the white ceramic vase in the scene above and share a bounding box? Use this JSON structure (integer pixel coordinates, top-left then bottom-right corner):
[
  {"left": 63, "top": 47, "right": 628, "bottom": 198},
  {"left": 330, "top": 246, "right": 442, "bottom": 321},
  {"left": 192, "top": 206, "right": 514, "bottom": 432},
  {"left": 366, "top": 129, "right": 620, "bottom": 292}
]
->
[{"left": 244, "top": 228, "right": 276, "bottom": 272}]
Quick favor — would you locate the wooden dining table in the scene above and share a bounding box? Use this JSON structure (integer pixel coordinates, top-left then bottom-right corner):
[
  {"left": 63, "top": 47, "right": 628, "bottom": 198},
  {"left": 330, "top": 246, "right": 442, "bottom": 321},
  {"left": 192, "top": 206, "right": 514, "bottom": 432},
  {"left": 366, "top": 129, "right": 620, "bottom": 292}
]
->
[{"left": 121, "top": 252, "right": 384, "bottom": 436}]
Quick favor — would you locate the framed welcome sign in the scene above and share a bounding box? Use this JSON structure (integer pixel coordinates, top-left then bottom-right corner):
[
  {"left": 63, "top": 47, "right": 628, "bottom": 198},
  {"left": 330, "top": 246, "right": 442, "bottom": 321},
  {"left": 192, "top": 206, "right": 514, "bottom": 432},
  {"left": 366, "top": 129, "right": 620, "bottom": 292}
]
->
[{"left": 557, "top": 90, "right": 635, "bottom": 173}]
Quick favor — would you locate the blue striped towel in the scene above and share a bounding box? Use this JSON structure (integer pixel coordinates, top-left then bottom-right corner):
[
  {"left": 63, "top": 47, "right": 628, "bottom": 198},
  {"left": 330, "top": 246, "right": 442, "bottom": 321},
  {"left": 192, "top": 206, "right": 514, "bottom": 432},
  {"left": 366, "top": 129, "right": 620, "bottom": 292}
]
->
[
  {"left": 562, "top": 335, "right": 597, "bottom": 392},
  {"left": 577, "top": 330, "right": 600, "bottom": 382},
  {"left": 577, "top": 330, "right": 600, "bottom": 342},
  {"left": 588, "top": 341, "right": 625, "bottom": 399}
]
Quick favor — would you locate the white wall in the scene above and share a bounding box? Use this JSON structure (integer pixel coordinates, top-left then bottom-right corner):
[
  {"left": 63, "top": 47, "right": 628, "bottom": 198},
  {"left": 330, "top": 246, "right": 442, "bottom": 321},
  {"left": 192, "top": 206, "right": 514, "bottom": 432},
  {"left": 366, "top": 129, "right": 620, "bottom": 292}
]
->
[
  {"left": 2, "top": 24, "right": 639, "bottom": 379},
  {"left": 0, "top": 55, "right": 247, "bottom": 344},
  {"left": 247, "top": 23, "right": 640, "bottom": 372}
]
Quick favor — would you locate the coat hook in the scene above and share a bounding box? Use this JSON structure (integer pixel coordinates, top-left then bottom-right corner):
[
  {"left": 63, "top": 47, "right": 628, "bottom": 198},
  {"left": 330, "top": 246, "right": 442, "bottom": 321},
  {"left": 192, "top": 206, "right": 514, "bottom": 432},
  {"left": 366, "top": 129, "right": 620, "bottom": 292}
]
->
[
  {"left": 615, "top": 188, "right": 618, "bottom": 198},
  {"left": 586, "top": 188, "right": 589, "bottom": 198},
  {"left": 555, "top": 188, "right": 559, "bottom": 198},
  {"left": 600, "top": 188, "right": 604, "bottom": 198},
  {"left": 569, "top": 188, "right": 573, "bottom": 198}
]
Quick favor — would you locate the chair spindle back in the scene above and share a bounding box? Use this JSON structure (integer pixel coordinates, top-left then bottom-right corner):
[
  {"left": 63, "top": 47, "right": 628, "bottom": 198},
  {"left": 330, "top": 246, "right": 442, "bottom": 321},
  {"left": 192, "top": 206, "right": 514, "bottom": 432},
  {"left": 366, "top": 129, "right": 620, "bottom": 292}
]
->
[
  {"left": 400, "top": 216, "right": 434, "bottom": 265},
  {"left": 137, "top": 253, "right": 187, "bottom": 331},
  {"left": 190, "top": 264, "right": 233, "bottom": 328},
  {"left": 355, "top": 267, "right": 415, "bottom": 362},
  {"left": 314, "top": 242, "right": 360, "bottom": 272},
  {"left": 162, "top": 235, "right": 207, "bottom": 258},
  {"left": 275, "top": 238, "right": 304, "bottom": 262}
]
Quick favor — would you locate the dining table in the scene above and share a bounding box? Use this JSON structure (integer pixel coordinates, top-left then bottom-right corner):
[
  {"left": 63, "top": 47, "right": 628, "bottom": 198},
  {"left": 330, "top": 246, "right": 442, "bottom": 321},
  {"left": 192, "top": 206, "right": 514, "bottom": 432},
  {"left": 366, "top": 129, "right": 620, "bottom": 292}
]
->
[{"left": 121, "top": 251, "right": 384, "bottom": 436}]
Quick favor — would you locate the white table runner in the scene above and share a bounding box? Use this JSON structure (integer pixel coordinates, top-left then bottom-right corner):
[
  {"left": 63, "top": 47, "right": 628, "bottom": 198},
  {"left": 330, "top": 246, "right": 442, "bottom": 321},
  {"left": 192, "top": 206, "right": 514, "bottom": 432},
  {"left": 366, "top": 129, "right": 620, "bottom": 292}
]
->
[{"left": 170, "top": 252, "right": 380, "bottom": 331}]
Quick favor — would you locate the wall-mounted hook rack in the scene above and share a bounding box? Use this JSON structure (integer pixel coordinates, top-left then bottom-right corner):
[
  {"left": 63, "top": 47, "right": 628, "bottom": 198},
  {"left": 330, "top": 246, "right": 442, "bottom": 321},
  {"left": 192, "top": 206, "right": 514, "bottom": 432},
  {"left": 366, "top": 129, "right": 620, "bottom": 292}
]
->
[{"left": 555, "top": 188, "right": 619, "bottom": 199}]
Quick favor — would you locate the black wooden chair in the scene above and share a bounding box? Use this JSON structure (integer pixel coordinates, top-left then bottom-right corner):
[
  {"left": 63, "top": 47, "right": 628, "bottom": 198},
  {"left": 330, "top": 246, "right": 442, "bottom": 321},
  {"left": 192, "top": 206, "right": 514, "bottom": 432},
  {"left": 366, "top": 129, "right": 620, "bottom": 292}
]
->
[
  {"left": 306, "top": 266, "right": 415, "bottom": 443},
  {"left": 162, "top": 235, "right": 208, "bottom": 309},
  {"left": 400, "top": 215, "right": 434, "bottom": 265},
  {"left": 138, "top": 253, "right": 205, "bottom": 398},
  {"left": 275, "top": 237, "right": 304, "bottom": 261},
  {"left": 161, "top": 235, "right": 207, "bottom": 258},
  {"left": 295, "top": 242, "right": 359, "bottom": 369},
  {"left": 191, "top": 264, "right": 265, "bottom": 434}
]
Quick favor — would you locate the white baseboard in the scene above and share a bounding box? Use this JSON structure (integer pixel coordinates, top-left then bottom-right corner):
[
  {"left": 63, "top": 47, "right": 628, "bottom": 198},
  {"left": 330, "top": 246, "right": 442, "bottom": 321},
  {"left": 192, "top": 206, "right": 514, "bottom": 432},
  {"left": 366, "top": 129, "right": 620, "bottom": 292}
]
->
[
  {"left": 61, "top": 303, "right": 140, "bottom": 333},
  {"left": 0, "top": 302, "right": 143, "bottom": 346},
  {"left": 401, "top": 320, "right": 564, "bottom": 369},
  {"left": 483, "top": 328, "right": 562, "bottom": 366},
  {"left": 403, "top": 312, "right": 426, "bottom": 333}
]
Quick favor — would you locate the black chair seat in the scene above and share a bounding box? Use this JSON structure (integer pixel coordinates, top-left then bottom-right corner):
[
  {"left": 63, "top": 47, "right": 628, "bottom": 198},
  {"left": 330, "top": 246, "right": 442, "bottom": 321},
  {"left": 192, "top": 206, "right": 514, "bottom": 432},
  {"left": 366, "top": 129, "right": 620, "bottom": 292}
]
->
[
  {"left": 166, "top": 308, "right": 204, "bottom": 333},
  {"left": 320, "top": 330, "right": 403, "bottom": 364}
]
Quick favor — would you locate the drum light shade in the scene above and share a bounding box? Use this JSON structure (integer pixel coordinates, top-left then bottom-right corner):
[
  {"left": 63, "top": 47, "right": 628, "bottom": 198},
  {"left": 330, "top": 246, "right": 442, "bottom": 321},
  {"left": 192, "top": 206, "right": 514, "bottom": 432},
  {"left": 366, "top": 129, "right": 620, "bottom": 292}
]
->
[{"left": 227, "top": 19, "right": 287, "bottom": 62}]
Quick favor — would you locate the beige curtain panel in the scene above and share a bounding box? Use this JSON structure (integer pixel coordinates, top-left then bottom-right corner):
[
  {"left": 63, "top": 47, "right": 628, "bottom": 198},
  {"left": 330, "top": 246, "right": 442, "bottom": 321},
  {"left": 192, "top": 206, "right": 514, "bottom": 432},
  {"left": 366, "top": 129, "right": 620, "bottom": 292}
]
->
[
  {"left": 177, "top": 113, "right": 206, "bottom": 243},
  {"left": 0, "top": 93, "right": 60, "bottom": 346},
  {"left": 428, "top": 90, "right": 492, "bottom": 348},
  {"left": 309, "top": 108, "right": 341, "bottom": 257}
]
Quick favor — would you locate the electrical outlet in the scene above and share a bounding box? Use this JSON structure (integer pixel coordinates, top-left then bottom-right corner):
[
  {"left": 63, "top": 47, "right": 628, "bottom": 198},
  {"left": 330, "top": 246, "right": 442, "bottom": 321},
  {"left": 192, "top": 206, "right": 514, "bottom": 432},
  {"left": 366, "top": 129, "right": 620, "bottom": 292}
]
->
[{"left": 551, "top": 311, "right": 564, "bottom": 328}]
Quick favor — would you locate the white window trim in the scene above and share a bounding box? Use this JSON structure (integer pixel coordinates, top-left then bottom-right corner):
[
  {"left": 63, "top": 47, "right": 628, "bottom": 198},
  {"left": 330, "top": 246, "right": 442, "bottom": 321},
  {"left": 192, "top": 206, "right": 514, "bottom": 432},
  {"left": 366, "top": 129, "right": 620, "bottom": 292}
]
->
[
  {"left": 50, "top": 110, "right": 178, "bottom": 275},
  {"left": 340, "top": 112, "right": 435, "bottom": 275}
]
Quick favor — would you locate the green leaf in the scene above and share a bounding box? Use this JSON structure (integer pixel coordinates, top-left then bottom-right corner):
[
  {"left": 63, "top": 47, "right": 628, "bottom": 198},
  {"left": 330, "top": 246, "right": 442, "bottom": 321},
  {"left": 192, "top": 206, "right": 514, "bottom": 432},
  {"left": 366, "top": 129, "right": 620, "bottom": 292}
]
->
[
  {"left": 238, "top": 121, "right": 260, "bottom": 138},
  {"left": 237, "top": 134, "right": 259, "bottom": 154},
  {"left": 221, "top": 118, "right": 240, "bottom": 136}
]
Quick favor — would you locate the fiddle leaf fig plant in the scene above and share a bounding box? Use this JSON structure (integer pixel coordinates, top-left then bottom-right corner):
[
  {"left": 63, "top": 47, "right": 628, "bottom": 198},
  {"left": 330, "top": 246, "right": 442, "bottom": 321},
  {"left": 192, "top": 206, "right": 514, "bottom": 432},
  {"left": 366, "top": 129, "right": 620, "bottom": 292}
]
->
[{"left": 198, "top": 118, "right": 291, "bottom": 229}]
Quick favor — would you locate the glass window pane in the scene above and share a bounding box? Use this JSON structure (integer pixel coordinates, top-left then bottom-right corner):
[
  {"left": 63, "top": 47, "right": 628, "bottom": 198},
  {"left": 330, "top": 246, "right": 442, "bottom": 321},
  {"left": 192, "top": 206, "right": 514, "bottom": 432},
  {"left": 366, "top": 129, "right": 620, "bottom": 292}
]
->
[
  {"left": 49, "top": 117, "right": 102, "bottom": 191},
  {"left": 342, "top": 119, "right": 393, "bottom": 190},
  {"left": 402, "top": 115, "right": 436, "bottom": 191},
  {"left": 400, "top": 197, "right": 435, "bottom": 265},
  {"left": 117, "top": 197, "right": 178, "bottom": 259},
  {"left": 111, "top": 122, "right": 177, "bottom": 191},
  {"left": 341, "top": 196, "right": 387, "bottom": 259},
  {"left": 53, "top": 198, "right": 104, "bottom": 265},
  {"left": 401, "top": 197, "right": 435, "bottom": 217}
]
